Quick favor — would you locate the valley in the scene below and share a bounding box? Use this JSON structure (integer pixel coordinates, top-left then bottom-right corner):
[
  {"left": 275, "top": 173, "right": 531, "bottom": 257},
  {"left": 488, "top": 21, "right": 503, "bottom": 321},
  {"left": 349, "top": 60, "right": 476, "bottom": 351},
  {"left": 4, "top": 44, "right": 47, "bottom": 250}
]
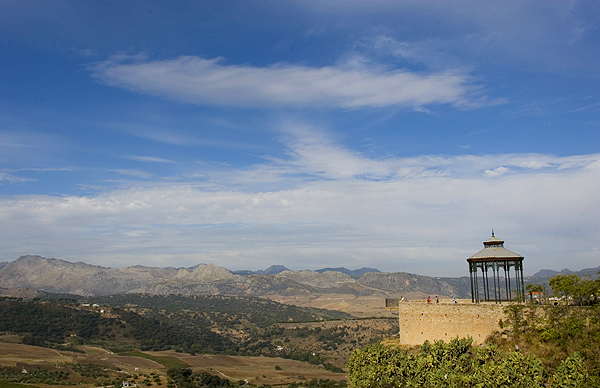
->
[
  {"left": 0, "top": 341, "right": 347, "bottom": 387},
  {"left": 0, "top": 291, "right": 396, "bottom": 387}
]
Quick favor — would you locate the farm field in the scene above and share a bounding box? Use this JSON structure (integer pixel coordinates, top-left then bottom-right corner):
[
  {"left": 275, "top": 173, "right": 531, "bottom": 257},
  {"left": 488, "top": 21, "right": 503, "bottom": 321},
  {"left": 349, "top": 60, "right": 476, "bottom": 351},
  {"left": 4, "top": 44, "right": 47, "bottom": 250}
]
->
[{"left": 0, "top": 341, "right": 347, "bottom": 387}]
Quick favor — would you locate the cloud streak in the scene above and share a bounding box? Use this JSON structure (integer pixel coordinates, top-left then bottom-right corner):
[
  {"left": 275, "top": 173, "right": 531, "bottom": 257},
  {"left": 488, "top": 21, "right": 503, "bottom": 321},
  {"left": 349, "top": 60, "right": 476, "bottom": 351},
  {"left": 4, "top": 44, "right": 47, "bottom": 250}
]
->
[
  {"left": 90, "top": 55, "right": 488, "bottom": 110},
  {"left": 0, "top": 172, "right": 33, "bottom": 184},
  {"left": 123, "top": 155, "right": 180, "bottom": 164}
]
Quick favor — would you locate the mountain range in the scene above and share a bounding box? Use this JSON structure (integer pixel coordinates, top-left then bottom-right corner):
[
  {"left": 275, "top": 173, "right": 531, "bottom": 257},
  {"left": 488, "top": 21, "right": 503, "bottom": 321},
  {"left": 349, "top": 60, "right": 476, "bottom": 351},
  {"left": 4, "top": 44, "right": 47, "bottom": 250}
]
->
[
  {"left": 0, "top": 255, "right": 597, "bottom": 300},
  {"left": 532, "top": 266, "right": 600, "bottom": 278},
  {"left": 230, "top": 265, "right": 380, "bottom": 277},
  {"left": 0, "top": 255, "right": 467, "bottom": 298}
]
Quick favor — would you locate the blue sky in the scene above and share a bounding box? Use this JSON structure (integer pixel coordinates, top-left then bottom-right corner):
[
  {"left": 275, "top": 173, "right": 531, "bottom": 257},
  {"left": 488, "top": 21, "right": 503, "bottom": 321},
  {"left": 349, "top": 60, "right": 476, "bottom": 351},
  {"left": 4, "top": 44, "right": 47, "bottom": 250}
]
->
[{"left": 1, "top": 0, "right": 599, "bottom": 276}]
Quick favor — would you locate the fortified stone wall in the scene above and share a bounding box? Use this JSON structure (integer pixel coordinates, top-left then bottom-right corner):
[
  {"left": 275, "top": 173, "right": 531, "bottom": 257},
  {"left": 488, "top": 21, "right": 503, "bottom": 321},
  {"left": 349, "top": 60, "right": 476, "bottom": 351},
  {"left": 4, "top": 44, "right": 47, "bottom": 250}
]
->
[{"left": 397, "top": 301, "right": 507, "bottom": 345}]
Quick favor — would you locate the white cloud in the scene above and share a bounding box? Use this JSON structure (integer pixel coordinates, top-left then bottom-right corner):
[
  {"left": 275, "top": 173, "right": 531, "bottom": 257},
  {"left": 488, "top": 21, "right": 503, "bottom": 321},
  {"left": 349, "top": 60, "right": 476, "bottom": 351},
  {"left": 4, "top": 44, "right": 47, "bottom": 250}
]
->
[
  {"left": 519, "top": 160, "right": 550, "bottom": 169},
  {"left": 483, "top": 166, "right": 510, "bottom": 177},
  {"left": 1, "top": 132, "right": 599, "bottom": 276},
  {"left": 90, "top": 54, "right": 488, "bottom": 110},
  {"left": 275, "top": 126, "right": 398, "bottom": 180}
]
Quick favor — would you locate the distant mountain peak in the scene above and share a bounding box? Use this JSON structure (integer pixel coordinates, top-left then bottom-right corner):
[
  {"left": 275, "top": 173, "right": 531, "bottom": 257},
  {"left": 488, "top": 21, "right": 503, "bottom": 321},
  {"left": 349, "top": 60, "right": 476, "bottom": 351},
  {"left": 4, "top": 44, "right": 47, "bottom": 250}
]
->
[
  {"left": 314, "top": 267, "right": 381, "bottom": 277},
  {"left": 229, "top": 265, "right": 289, "bottom": 276},
  {"left": 188, "top": 263, "right": 208, "bottom": 270},
  {"left": 532, "top": 266, "right": 599, "bottom": 278},
  {"left": 532, "top": 269, "right": 560, "bottom": 277},
  {"left": 261, "top": 265, "right": 289, "bottom": 275}
]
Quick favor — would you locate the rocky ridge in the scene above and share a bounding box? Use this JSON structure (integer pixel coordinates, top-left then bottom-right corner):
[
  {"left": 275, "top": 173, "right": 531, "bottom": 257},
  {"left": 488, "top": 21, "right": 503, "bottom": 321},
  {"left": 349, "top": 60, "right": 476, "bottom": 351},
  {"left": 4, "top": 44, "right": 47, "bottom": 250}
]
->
[{"left": 0, "top": 255, "right": 472, "bottom": 298}]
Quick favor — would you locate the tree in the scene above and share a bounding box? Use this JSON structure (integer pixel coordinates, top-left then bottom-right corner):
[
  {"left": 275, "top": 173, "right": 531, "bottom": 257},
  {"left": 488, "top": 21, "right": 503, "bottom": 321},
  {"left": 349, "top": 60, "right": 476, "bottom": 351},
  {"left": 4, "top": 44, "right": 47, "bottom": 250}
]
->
[
  {"left": 549, "top": 275, "right": 580, "bottom": 303},
  {"left": 549, "top": 274, "right": 600, "bottom": 306}
]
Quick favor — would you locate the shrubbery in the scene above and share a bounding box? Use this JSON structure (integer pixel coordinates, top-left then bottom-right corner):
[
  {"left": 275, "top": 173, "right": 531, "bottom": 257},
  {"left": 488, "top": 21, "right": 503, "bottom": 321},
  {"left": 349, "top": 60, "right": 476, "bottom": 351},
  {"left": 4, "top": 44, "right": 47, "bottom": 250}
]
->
[
  {"left": 167, "top": 368, "right": 233, "bottom": 388},
  {"left": 69, "top": 363, "right": 109, "bottom": 378},
  {"left": 347, "top": 338, "right": 593, "bottom": 388}
]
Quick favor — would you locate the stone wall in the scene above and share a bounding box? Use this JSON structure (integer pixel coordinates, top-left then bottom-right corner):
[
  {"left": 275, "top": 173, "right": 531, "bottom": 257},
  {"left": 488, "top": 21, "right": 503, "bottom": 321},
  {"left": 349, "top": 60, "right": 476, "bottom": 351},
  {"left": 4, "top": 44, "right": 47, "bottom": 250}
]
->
[{"left": 397, "top": 301, "right": 506, "bottom": 345}]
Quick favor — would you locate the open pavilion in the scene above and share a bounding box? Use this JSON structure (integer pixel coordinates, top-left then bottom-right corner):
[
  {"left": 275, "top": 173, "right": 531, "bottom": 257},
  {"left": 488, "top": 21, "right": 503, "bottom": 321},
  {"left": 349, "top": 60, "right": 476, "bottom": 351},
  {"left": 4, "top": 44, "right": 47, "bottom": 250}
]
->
[{"left": 468, "top": 232, "right": 525, "bottom": 303}]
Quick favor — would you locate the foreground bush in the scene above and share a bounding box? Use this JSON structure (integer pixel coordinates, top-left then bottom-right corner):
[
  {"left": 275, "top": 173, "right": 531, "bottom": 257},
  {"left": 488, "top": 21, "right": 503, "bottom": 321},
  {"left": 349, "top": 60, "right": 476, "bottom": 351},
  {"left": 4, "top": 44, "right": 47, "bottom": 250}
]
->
[{"left": 347, "top": 337, "right": 592, "bottom": 388}]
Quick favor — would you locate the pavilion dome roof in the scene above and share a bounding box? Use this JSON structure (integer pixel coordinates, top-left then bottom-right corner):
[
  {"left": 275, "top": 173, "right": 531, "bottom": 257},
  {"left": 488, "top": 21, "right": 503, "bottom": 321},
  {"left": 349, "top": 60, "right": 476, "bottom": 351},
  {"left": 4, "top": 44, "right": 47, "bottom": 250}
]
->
[
  {"left": 468, "top": 233, "right": 523, "bottom": 262},
  {"left": 483, "top": 235, "right": 504, "bottom": 245}
]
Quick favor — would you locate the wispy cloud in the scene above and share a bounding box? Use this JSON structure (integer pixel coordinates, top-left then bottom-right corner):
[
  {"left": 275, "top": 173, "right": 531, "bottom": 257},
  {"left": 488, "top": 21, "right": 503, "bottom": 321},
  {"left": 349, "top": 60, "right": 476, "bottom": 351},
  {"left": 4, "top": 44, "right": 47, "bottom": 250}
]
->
[
  {"left": 298, "top": 1, "right": 600, "bottom": 75},
  {"left": 0, "top": 172, "right": 34, "bottom": 184},
  {"left": 123, "top": 155, "right": 180, "bottom": 164},
  {"left": 107, "top": 122, "right": 268, "bottom": 150},
  {"left": 90, "top": 54, "right": 490, "bottom": 110},
  {"left": 109, "top": 169, "right": 154, "bottom": 179}
]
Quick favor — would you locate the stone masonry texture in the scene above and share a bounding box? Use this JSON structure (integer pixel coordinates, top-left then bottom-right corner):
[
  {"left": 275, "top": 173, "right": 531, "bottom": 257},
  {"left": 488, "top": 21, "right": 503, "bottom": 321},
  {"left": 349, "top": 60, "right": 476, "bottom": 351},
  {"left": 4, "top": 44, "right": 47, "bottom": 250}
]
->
[{"left": 397, "top": 301, "right": 506, "bottom": 345}]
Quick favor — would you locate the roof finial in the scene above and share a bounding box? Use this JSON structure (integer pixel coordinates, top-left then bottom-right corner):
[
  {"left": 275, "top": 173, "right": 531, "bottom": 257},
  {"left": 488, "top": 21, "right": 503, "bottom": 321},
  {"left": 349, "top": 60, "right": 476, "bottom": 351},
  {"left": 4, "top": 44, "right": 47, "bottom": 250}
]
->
[{"left": 491, "top": 228, "right": 495, "bottom": 237}]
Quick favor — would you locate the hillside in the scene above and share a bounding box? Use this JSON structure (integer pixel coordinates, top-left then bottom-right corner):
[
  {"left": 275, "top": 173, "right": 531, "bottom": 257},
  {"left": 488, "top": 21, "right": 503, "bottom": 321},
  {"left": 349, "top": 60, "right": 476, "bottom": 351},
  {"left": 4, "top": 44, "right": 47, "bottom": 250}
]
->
[
  {"left": 0, "top": 297, "right": 232, "bottom": 353},
  {"left": 357, "top": 272, "right": 471, "bottom": 298},
  {"left": 0, "top": 255, "right": 472, "bottom": 300},
  {"left": 0, "top": 293, "right": 390, "bottom": 370},
  {"left": 84, "top": 293, "right": 352, "bottom": 327}
]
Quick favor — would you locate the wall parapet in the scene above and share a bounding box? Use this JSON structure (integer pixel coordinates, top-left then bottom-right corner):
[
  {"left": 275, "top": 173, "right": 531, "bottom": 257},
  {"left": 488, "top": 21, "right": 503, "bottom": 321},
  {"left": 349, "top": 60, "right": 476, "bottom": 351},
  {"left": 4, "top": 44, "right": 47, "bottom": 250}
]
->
[{"left": 397, "top": 301, "right": 507, "bottom": 345}]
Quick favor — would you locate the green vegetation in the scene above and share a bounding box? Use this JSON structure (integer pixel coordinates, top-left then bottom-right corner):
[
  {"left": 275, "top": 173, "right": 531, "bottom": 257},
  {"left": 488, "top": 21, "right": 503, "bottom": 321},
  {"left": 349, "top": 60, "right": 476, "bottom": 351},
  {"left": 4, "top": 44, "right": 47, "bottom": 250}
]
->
[
  {"left": 289, "top": 379, "right": 347, "bottom": 388},
  {"left": 0, "top": 299, "right": 116, "bottom": 344},
  {"left": 117, "top": 309, "right": 233, "bottom": 353},
  {"left": 85, "top": 294, "right": 351, "bottom": 328},
  {"left": 0, "top": 366, "right": 70, "bottom": 385},
  {"left": 498, "top": 273, "right": 600, "bottom": 376},
  {"left": 348, "top": 338, "right": 560, "bottom": 388},
  {"left": 548, "top": 274, "right": 600, "bottom": 305},
  {"left": 68, "top": 363, "right": 109, "bottom": 378},
  {"left": 280, "top": 350, "right": 323, "bottom": 364},
  {"left": 323, "top": 363, "right": 344, "bottom": 373},
  {"left": 120, "top": 352, "right": 190, "bottom": 368},
  {"left": 498, "top": 301, "right": 600, "bottom": 377},
  {"left": 0, "top": 297, "right": 234, "bottom": 354},
  {"left": 167, "top": 368, "right": 234, "bottom": 388}
]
